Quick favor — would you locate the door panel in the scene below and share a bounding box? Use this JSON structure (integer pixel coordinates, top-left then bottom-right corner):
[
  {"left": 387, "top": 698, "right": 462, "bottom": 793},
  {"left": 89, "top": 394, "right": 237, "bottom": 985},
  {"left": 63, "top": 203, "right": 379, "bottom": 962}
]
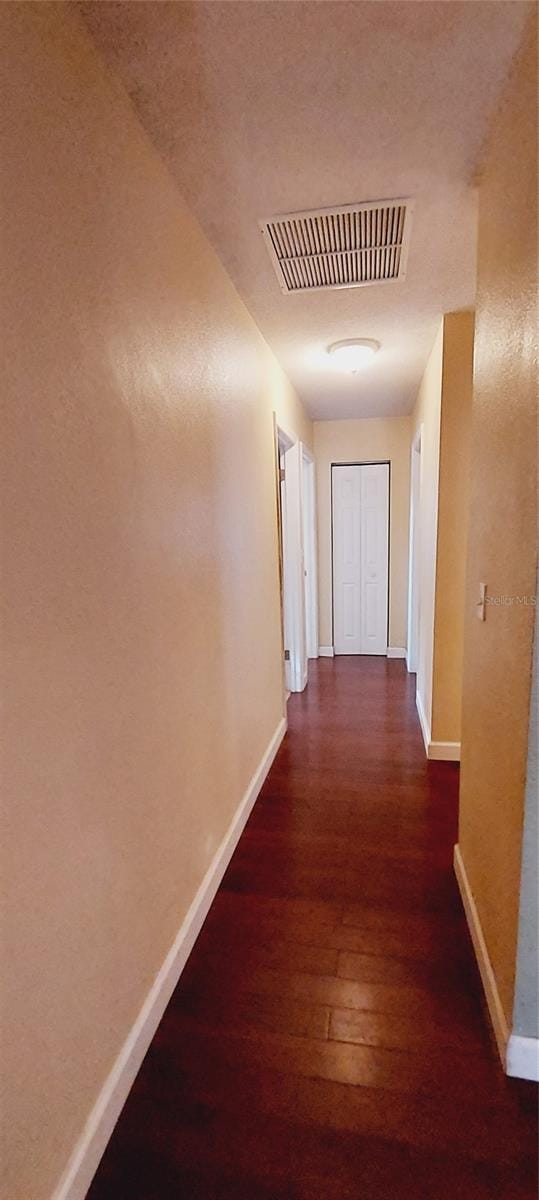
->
[
  {"left": 333, "top": 463, "right": 389, "bottom": 655},
  {"left": 332, "top": 466, "right": 362, "bottom": 653},
  {"left": 360, "top": 464, "right": 389, "bottom": 654}
]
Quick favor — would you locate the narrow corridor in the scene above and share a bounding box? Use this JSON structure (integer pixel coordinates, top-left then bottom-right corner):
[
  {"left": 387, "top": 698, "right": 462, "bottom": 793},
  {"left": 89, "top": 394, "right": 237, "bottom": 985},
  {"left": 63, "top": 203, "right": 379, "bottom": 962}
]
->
[{"left": 88, "top": 660, "right": 538, "bottom": 1199}]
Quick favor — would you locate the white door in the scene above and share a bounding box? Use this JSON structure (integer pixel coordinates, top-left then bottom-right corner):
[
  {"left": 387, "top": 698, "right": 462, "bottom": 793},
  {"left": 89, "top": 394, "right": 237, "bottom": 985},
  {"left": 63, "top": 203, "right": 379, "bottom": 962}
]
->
[
  {"left": 279, "top": 437, "right": 308, "bottom": 692},
  {"left": 301, "top": 452, "right": 319, "bottom": 661},
  {"left": 332, "top": 463, "right": 389, "bottom": 655}
]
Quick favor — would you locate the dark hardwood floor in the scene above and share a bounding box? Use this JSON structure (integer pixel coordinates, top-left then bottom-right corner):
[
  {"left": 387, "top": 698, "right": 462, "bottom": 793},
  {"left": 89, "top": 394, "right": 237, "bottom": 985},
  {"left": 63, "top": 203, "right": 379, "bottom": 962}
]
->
[{"left": 88, "top": 658, "right": 538, "bottom": 1199}]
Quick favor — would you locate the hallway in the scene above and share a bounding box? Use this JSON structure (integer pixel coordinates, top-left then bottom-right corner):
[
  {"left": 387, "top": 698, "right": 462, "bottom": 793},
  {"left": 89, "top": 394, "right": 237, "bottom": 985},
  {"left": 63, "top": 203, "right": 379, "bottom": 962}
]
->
[{"left": 88, "top": 660, "right": 537, "bottom": 1200}]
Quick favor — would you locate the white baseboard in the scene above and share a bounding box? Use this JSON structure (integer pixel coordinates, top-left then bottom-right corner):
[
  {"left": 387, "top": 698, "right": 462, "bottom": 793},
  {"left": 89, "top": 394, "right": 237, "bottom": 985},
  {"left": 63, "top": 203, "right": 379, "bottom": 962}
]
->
[
  {"left": 416, "top": 689, "right": 430, "bottom": 755},
  {"left": 51, "top": 716, "right": 287, "bottom": 1200},
  {"left": 453, "top": 844, "right": 509, "bottom": 1065},
  {"left": 387, "top": 647, "right": 406, "bottom": 659},
  {"left": 428, "top": 740, "right": 461, "bottom": 762},
  {"left": 506, "top": 1034, "right": 539, "bottom": 1082},
  {"left": 319, "top": 645, "right": 334, "bottom": 657},
  {"left": 415, "top": 691, "right": 460, "bottom": 760}
]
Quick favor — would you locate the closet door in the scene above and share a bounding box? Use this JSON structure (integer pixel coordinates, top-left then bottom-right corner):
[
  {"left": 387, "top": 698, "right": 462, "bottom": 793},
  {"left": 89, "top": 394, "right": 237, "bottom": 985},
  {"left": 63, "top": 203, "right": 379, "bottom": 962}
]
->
[
  {"left": 359, "top": 463, "right": 389, "bottom": 654},
  {"left": 332, "top": 463, "right": 389, "bottom": 655},
  {"left": 332, "top": 466, "right": 362, "bottom": 654}
]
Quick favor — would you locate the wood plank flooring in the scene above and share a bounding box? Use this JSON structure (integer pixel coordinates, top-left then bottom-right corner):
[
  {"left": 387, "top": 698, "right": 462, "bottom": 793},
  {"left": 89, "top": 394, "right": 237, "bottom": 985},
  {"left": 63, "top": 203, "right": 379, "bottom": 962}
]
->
[{"left": 88, "top": 658, "right": 538, "bottom": 1199}]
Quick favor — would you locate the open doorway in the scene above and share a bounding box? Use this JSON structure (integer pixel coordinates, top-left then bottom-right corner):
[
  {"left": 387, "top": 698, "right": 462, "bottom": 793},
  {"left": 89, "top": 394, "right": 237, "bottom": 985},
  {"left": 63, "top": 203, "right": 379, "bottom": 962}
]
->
[
  {"left": 301, "top": 447, "right": 319, "bottom": 663},
  {"left": 275, "top": 423, "right": 295, "bottom": 694},
  {"left": 407, "top": 428, "right": 422, "bottom": 673},
  {"left": 274, "top": 423, "right": 316, "bottom": 693}
]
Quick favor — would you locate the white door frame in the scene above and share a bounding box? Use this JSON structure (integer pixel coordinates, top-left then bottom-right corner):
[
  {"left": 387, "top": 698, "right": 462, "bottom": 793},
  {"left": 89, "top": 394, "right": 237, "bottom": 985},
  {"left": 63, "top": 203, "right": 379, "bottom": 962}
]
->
[
  {"left": 407, "top": 427, "right": 422, "bottom": 673},
  {"left": 277, "top": 425, "right": 294, "bottom": 693},
  {"left": 301, "top": 447, "right": 319, "bottom": 663},
  {"left": 277, "top": 425, "right": 308, "bottom": 693}
]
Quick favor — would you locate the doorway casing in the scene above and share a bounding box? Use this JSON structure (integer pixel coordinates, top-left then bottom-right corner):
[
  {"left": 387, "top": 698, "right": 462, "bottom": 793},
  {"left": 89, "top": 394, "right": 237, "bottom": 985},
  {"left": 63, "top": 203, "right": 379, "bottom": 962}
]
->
[
  {"left": 407, "top": 427, "right": 422, "bottom": 674},
  {"left": 302, "top": 446, "right": 319, "bottom": 664},
  {"left": 277, "top": 423, "right": 318, "bottom": 693}
]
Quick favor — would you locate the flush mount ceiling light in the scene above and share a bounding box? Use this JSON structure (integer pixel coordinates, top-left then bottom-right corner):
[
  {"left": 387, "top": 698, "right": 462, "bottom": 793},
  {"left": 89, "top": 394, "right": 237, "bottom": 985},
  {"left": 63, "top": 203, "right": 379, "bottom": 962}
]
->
[{"left": 327, "top": 339, "right": 380, "bottom": 373}]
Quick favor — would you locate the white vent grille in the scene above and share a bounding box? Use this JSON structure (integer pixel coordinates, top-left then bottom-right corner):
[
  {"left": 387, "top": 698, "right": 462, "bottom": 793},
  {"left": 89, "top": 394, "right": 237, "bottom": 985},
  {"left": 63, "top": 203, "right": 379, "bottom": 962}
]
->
[{"left": 260, "top": 199, "right": 413, "bottom": 293}]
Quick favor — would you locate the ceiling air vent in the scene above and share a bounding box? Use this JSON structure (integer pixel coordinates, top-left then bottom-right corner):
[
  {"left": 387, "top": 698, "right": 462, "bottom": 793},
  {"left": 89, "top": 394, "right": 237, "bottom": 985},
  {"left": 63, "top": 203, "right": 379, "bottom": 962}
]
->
[{"left": 260, "top": 199, "right": 413, "bottom": 294}]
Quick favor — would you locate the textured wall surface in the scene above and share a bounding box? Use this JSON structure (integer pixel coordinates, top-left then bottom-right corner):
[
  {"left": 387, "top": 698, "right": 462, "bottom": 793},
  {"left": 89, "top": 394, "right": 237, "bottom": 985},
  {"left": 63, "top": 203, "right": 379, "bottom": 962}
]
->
[
  {"left": 0, "top": 7, "right": 310, "bottom": 1199},
  {"left": 431, "top": 311, "right": 475, "bottom": 743},
  {"left": 513, "top": 597, "right": 538, "bottom": 1038},
  {"left": 411, "top": 324, "right": 444, "bottom": 733},
  {"left": 313, "top": 417, "right": 411, "bottom": 650},
  {"left": 458, "top": 16, "right": 537, "bottom": 1025}
]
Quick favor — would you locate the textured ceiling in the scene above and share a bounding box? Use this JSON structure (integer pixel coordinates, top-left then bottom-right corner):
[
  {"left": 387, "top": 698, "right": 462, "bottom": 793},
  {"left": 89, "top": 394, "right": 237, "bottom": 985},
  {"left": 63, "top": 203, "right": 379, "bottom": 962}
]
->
[{"left": 79, "top": 1, "right": 531, "bottom": 419}]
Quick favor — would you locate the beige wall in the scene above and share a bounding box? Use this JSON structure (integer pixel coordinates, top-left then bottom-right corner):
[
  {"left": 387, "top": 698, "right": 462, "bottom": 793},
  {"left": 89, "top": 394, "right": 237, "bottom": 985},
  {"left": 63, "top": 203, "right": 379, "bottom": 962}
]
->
[
  {"left": 458, "top": 17, "right": 537, "bottom": 1027},
  {"left": 411, "top": 323, "right": 444, "bottom": 732},
  {"left": 0, "top": 7, "right": 311, "bottom": 1200},
  {"left": 411, "top": 312, "right": 475, "bottom": 748},
  {"left": 314, "top": 417, "right": 411, "bottom": 651},
  {"left": 431, "top": 311, "right": 475, "bottom": 743}
]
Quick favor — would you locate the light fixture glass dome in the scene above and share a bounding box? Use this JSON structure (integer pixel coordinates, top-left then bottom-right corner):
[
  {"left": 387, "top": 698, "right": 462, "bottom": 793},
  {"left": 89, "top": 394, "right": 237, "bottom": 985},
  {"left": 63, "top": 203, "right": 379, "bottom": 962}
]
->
[{"left": 328, "top": 339, "right": 380, "bottom": 373}]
